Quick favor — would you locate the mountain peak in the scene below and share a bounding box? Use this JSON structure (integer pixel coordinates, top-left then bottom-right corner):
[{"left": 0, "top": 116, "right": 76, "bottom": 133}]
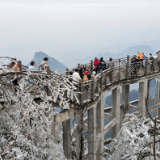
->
[{"left": 30, "top": 51, "right": 67, "bottom": 73}]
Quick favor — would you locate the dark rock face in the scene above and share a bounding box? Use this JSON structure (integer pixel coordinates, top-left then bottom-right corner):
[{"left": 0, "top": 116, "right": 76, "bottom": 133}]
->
[{"left": 31, "top": 51, "right": 67, "bottom": 73}]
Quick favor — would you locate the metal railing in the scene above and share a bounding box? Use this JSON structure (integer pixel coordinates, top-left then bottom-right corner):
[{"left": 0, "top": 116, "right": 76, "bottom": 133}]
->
[{"left": 63, "top": 56, "right": 160, "bottom": 105}]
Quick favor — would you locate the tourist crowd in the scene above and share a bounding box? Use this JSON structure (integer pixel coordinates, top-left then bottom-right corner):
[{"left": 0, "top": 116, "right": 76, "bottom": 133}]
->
[{"left": 8, "top": 51, "right": 160, "bottom": 85}]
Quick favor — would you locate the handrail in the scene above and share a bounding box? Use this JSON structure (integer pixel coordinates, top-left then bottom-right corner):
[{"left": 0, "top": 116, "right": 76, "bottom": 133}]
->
[
  {"left": 62, "top": 55, "right": 160, "bottom": 105},
  {"left": 1, "top": 55, "right": 159, "bottom": 107}
]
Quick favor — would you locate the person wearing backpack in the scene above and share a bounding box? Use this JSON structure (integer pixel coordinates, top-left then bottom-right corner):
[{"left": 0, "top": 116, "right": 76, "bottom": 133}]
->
[
  {"left": 96, "top": 61, "right": 103, "bottom": 74},
  {"left": 29, "top": 61, "right": 36, "bottom": 71},
  {"left": 83, "top": 69, "right": 91, "bottom": 92},
  {"left": 83, "top": 68, "right": 91, "bottom": 81},
  {"left": 83, "top": 72, "right": 88, "bottom": 81},
  {"left": 100, "top": 57, "right": 107, "bottom": 70},
  {"left": 148, "top": 53, "right": 153, "bottom": 63},
  {"left": 68, "top": 71, "right": 73, "bottom": 82},
  {"left": 38, "top": 57, "right": 49, "bottom": 71}
]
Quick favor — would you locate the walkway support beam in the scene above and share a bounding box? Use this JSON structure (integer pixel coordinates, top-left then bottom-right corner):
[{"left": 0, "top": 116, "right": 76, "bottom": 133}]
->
[
  {"left": 112, "top": 86, "right": 120, "bottom": 138},
  {"left": 96, "top": 93, "right": 104, "bottom": 160},
  {"left": 88, "top": 105, "right": 96, "bottom": 160},
  {"left": 156, "top": 77, "right": 160, "bottom": 118},
  {"left": 138, "top": 80, "right": 149, "bottom": 118},
  {"left": 122, "top": 85, "right": 130, "bottom": 117},
  {"left": 62, "top": 119, "right": 72, "bottom": 159},
  {"left": 75, "top": 114, "right": 82, "bottom": 159}
]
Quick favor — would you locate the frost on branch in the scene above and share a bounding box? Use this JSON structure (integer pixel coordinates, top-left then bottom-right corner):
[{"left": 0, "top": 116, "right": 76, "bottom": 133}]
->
[
  {"left": 0, "top": 69, "right": 79, "bottom": 160},
  {"left": 106, "top": 113, "right": 160, "bottom": 160}
]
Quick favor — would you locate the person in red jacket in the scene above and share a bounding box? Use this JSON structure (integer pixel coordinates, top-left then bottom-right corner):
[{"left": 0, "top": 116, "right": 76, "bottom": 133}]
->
[{"left": 94, "top": 57, "right": 99, "bottom": 72}]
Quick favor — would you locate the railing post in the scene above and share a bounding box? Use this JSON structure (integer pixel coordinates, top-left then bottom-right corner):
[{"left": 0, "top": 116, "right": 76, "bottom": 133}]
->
[
  {"left": 77, "top": 64, "right": 80, "bottom": 70},
  {"left": 100, "top": 69, "right": 103, "bottom": 91},
  {"left": 125, "top": 55, "right": 129, "bottom": 79},
  {"left": 88, "top": 105, "right": 96, "bottom": 160},
  {"left": 46, "top": 66, "right": 51, "bottom": 75},
  {"left": 90, "top": 60, "right": 93, "bottom": 73},
  {"left": 138, "top": 80, "right": 149, "bottom": 118},
  {"left": 156, "top": 77, "right": 160, "bottom": 119},
  {"left": 18, "top": 61, "right": 22, "bottom": 72},
  {"left": 91, "top": 76, "right": 95, "bottom": 101},
  {"left": 145, "top": 59, "right": 148, "bottom": 76},
  {"left": 96, "top": 93, "right": 104, "bottom": 160},
  {"left": 75, "top": 114, "right": 83, "bottom": 158},
  {"left": 122, "top": 85, "right": 130, "bottom": 118},
  {"left": 66, "top": 68, "right": 69, "bottom": 76},
  {"left": 118, "top": 59, "right": 121, "bottom": 81},
  {"left": 136, "top": 63, "right": 138, "bottom": 77},
  {"left": 111, "top": 65, "right": 113, "bottom": 83},
  {"left": 80, "top": 79, "right": 83, "bottom": 105},
  {"left": 62, "top": 119, "right": 72, "bottom": 159},
  {"left": 153, "top": 58, "right": 157, "bottom": 72},
  {"left": 112, "top": 86, "right": 120, "bottom": 138}
]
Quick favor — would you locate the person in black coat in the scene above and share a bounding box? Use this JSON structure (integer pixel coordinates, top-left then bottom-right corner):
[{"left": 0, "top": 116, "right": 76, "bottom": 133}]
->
[
  {"left": 100, "top": 57, "right": 107, "bottom": 70},
  {"left": 79, "top": 65, "right": 85, "bottom": 79}
]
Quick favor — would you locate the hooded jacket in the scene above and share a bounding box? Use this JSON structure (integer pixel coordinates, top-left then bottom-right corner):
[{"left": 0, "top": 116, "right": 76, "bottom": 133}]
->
[{"left": 72, "top": 72, "right": 81, "bottom": 85}]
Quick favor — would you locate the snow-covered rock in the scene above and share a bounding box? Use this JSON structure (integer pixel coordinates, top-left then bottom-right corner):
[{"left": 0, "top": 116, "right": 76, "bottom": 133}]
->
[{"left": 106, "top": 114, "right": 160, "bottom": 160}]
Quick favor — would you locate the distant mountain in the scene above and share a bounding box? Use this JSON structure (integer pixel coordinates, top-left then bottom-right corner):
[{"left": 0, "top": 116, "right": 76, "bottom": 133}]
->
[
  {"left": 97, "top": 45, "right": 155, "bottom": 60},
  {"left": 29, "top": 51, "right": 67, "bottom": 73},
  {"left": 66, "top": 45, "right": 156, "bottom": 68}
]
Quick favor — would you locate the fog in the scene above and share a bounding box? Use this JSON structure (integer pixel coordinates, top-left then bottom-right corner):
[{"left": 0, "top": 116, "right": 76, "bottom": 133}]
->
[{"left": 0, "top": 0, "right": 160, "bottom": 64}]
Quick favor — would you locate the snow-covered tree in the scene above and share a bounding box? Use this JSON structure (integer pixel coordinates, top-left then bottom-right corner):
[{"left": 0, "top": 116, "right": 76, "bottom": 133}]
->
[{"left": 0, "top": 58, "right": 79, "bottom": 160}]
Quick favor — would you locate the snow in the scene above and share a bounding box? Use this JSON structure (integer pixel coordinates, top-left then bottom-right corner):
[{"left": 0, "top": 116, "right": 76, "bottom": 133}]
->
[
  {"left": 105, "top": 113, "right": 160, "bottom": 160},
  {"left": 0, "top": 63, "right": 79, "bottom": 159}
]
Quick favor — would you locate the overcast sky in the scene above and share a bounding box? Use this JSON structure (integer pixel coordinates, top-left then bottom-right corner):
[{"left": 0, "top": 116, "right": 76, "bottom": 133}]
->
[{"left": 0, "top": 0, "right": 160, "bottom": 64}]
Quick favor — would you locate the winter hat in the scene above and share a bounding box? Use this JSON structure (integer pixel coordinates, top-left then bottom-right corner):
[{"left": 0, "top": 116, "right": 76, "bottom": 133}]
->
[{"left": 84, "top": 71, "right": 89, "bottom": 75}]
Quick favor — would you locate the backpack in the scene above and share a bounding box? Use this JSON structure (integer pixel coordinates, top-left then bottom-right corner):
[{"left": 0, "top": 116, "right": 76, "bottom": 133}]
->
[
  {"left": 38, "top": 64, "right": 45, "bottom": 71},
  {"left": 97, "top": 63, "right": 102, "bottom": 70},
  {"left": 83, "top": 75, "right": 88, "bottom": 81},
  {"left": 38, "top": 62, "right": 47, "bottom": 71},
  {"left": 150, "top": 57, "right": 153, "bottom": 60},
  {"left": 68, "top": 77, "right": 72, "bottom": 82}
]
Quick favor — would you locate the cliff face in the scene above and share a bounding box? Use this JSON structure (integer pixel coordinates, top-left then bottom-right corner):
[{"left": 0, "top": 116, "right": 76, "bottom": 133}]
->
[{"left": 30, "top": 51, "right": 67, "bottom": 73}]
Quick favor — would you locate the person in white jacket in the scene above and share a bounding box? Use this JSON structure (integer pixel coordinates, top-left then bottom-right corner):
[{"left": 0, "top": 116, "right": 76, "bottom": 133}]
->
[
  {"left": 28, "top": 61, "right": 36, "bottom": 71},
  {"left": 72, "top": 69, "right": 81, "bottom": 85}
]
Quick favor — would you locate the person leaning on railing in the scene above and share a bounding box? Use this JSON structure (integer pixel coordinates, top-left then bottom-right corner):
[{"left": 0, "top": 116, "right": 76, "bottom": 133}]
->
[
  {"left": 94, "top": 57, "right": 99, "bottom": 72},
  {"left": 28, "top": 61, "right": 36, "bottom": 71},
  {"left": 107, "top": 58, "right": 114, "bottom": 81},
  {"left": 148, "top": 53, "right": 153, "bottom": 63},
  {"left": 9, "top": 61, "right": 19, "bottom": 72},
  {"left": 100, "top": 57, "right": 107, "bottom": 70},
  {"left": 72, "top": 69, "right": 81, "bottom": 85},
  {"left": 83, "top": 68, "right": 91, "bottom": 81},
  {"left": 96, "top": 61, "right": 103, "bottom": 74},
  {"left": 108, "top": 58, "right": 114, "bottom": 68},
  {"left": 38, "top": 57, "right": 49, "bottom": 71},
  {"left": 8, "top": 62, "right": 19, "bottom": 91}
]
